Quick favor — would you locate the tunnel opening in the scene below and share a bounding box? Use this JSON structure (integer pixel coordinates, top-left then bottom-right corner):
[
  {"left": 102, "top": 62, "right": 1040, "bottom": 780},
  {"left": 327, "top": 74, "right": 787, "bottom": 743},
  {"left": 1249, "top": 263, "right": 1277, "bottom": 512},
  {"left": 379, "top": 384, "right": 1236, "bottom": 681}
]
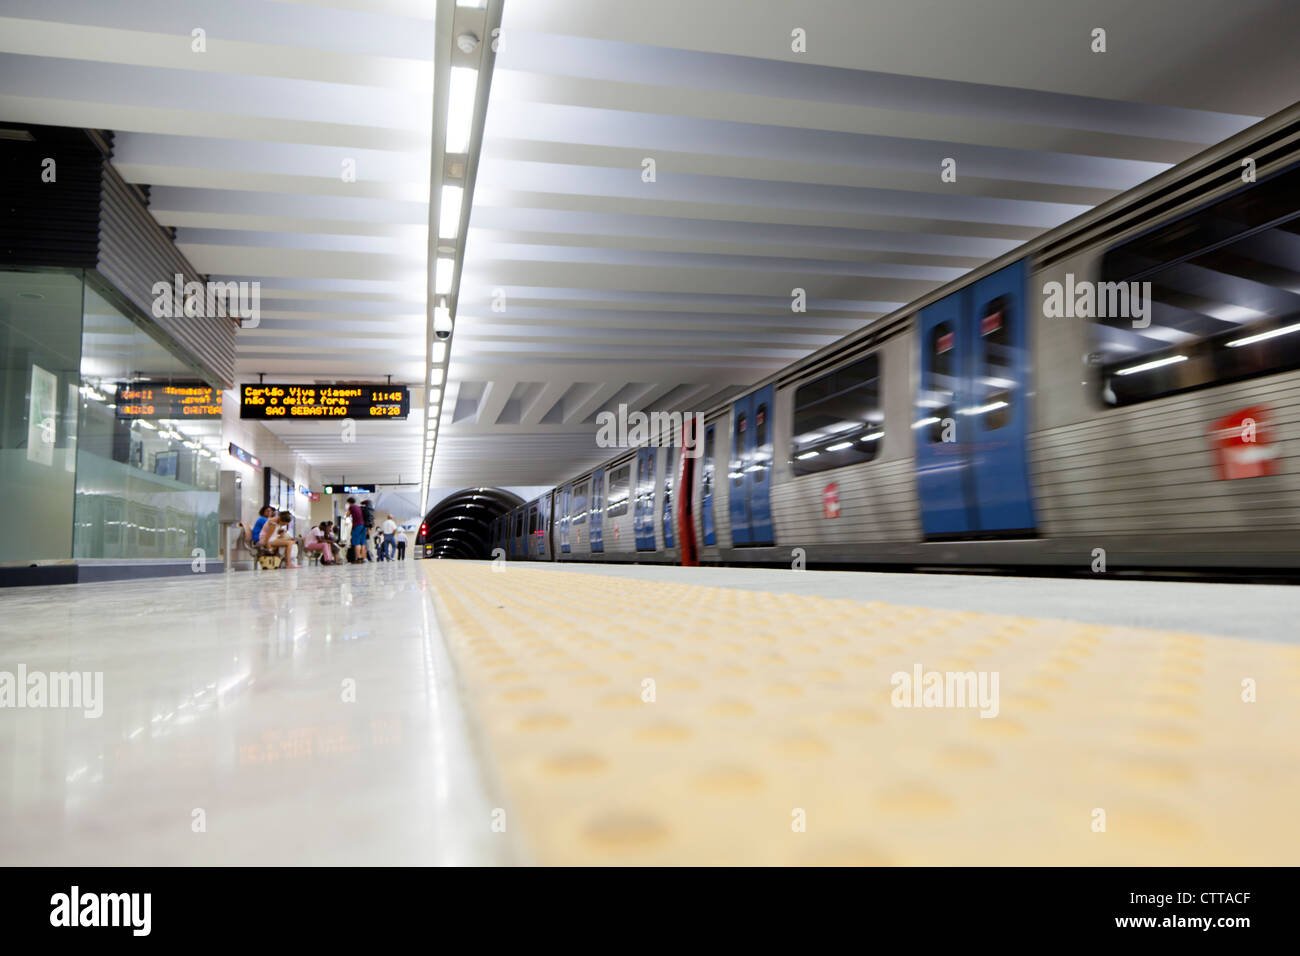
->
[{"left": 415, "top": 487, "right": 525, "bottom": 560}]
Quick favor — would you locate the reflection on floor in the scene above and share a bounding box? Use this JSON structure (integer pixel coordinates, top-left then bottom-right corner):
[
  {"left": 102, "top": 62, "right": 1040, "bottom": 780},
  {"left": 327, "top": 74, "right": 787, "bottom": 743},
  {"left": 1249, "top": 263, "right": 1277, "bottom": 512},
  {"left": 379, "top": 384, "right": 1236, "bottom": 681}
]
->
[{"left": 0, "top": 561, "right": 509, "bottom": 866}]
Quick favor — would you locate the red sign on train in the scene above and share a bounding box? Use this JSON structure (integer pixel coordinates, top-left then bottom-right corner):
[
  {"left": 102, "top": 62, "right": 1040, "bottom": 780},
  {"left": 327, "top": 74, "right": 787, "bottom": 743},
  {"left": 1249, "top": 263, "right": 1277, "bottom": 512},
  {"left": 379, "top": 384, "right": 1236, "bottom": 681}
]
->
[
  {"left": 1208, "top": 405, "right": 1278, "bottom": 480},
  {"left": 823, "top": 482, "right": 840, "bottom": 519}
]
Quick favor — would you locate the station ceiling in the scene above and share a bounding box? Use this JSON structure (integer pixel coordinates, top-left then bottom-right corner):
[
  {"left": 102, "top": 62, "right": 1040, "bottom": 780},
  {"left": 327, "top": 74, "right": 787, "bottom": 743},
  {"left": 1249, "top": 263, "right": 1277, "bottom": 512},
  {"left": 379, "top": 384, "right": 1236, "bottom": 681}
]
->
[{"left": 3, "top": 0, "right": 1298, "bottom": 491}]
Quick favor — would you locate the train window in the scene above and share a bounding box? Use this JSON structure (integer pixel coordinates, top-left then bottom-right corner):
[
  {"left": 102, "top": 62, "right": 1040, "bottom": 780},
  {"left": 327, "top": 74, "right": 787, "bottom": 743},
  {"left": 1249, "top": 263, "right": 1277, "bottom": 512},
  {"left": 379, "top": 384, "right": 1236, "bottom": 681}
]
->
[
  {"left": 607, "top": 464, "right": 631, "bottom": 517},
  {"left": 527, "top": 504, "right": 537, "bottom": 538},
  {"left": 514, "top": 510, "right": 523, "bottom": 539},
  {"left": 791, "top": 353, "right": 884, "bottom": 476},
  {"left": 1094, "top": 161, "right": 1300, "bottom": 406},
  {"left": 572, "top": 480, "right": 589, "bottom": 524},
  {"left": 754, "top": 403, "right": 768, "bottom": 483},
  {"left": 924, "top": 323, "right": 956, "bottom": 443},
  {"left": 731, "top": 411, "right": 746, "bottom": 488},
  {"left": 977, "top": 294, "right": 1013, "bottom": 431},
  {"left": 702, "top": 426, "right": 715, "bottom": 494}
]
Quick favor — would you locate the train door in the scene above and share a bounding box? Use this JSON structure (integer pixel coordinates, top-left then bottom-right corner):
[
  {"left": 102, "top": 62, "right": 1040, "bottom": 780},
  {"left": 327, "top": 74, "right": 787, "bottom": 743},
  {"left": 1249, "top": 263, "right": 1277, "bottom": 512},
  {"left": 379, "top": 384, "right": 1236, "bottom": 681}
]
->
[
  {"left": 634, "top": 447, "right": 656, "bottom": 550},
  {"left": 701, "top": 424, "right": 716, "bottom": 546},
  {"left": 915, "top": 259, "right": 1036, "bottom": 536},
  {"left": 728, "top": 386, "right": 775, "bottom": 546},
  {"left": 590, "top": 467, "right": 605, "bottom": 552},
  {"left": 662, "top": 445, "right": 675, "bottom": 550},
  {"left": 559, "top": 484, "right": 571, "bottom": 553}
]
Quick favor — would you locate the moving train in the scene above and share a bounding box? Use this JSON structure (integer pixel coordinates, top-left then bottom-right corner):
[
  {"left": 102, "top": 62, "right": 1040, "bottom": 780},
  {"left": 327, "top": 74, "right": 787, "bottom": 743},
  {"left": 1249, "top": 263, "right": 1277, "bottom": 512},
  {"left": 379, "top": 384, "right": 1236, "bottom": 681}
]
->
[{"left": 470, "top": 104, "right": 1300, "bottom": 573}]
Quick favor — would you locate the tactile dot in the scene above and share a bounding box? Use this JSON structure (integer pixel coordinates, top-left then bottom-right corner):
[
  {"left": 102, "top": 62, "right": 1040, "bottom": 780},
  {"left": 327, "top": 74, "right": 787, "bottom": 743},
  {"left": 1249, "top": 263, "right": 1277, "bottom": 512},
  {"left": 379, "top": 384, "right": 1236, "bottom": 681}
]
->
[
  {"left": 516, "top": 712, "right": 571, "bottom": 732},
  {"left": 542, "top": 751, "right": 608, "bottom": 776},
  {"left": 797, "top": 840, "right": 894, "bottom": 866},
  {"left": 692, "top": 766, "right": 765, "bottom": 794},
  {"left": 636, "top": 722, "right": 692, "bottom": 743},
  {"left": 935, "top": 745, "right": 996, "bottom": 770},
  {"left": 581, "top": 811, "right": 669, "bottom": 850},
  {"left": 500, "top": 687, "right": 546, "bottom": 702},
  {"left": 874, "top": 782, "right": 953, "bottom": 817},
  {"left": 773, "top": 733, "right": 830, "bottom": 757},
  {"left": 709, "top": 699, "right": 754, "bottom": 717}
]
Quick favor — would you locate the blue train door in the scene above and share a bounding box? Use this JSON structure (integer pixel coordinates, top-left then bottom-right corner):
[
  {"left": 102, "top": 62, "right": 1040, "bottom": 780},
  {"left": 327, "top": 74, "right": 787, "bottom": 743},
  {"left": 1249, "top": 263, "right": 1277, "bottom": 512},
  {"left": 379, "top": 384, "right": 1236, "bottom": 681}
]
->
[
  {"left": 634, "top": 447, "right": 656, "bottom": 550},
  {"left": 590, "top": 468, "right": 605, "bottom": 552},
  {"left": 559, "top": 484, "right": 571, "bottom": 553},
  {"left": 701, "top": 424, "right": 716, "bottom": 545},
  {"left": 727, "top": 387, "right": 775, "bottom": 546},
  {"left": 661, "top": 445, "right": 675, "bottom": 549},
  {"left": 915, "top": 259, "right": 1035, "bottom": 536}
]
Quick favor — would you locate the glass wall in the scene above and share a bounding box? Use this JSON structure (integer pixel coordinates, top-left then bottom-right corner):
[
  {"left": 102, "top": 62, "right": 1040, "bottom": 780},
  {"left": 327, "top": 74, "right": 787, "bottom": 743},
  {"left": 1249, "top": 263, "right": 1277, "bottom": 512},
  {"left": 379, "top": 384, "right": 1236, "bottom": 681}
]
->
[
  {"left": 0, "top": 269, "right": 84, "bottom": 562},
  {"left": 73, "top": 285, "right": 221, "bottom": 560}
]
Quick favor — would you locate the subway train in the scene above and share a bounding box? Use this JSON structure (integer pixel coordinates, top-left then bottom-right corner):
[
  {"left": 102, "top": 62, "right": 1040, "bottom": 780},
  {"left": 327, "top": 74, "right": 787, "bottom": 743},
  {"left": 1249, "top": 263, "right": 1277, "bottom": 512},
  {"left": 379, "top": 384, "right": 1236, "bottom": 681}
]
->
[{"left": 467, "top": 103, "right": 1300, "bottom": 573}]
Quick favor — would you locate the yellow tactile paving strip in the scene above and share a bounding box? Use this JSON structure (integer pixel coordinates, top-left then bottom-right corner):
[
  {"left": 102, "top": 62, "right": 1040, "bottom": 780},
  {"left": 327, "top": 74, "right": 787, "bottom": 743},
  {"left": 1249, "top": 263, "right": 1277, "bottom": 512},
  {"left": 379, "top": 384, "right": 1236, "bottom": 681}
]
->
[{"left": 423, "top": 563, "right": 1300, "bottom": 865}]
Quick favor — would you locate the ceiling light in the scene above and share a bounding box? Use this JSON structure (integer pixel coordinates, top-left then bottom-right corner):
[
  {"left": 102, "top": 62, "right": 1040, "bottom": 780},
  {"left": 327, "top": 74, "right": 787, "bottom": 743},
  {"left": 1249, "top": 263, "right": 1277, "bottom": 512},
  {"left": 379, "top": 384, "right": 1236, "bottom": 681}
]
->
[
  {"left": 1114, "top": 354, "right": 1188, "bottom": 376},
  {"left": 430, "top": 367, "right": 444, "bottom": 386},
  {"left": 1225, "top": 321, "right": 1300, "bottom": 348},
  {"left": 796, "top": 451, "right": 819, "bottom": 460},
  {"left": 827, "top": 441, "right": 854, "bottom": 452},
  {"left": 428, "top": 388, "right": 441, "bottom": 405},
  {"left": 439, "top": 184, "right": 464, "bottom": 239},
  {"left": 445, "top": 67, "right": 479, "bottom": 154},
  {"left": 435, "top": 258, "right": 454, "bottom": 295},
  {"left": 432, "top": 342, "right": 446, "bottom": 363},
  {"left": 456, "top": 0, "right": 486, "bottom": 7}
]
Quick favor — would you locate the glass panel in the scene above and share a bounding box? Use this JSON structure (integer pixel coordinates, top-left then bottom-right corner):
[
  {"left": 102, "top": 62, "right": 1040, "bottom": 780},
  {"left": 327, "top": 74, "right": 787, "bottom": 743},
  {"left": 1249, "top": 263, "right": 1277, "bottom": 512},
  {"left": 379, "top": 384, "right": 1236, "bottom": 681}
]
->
[
  {"left": 924, "top": 323, "right": 956, "bottom": 443},
  {"left": 1095, "top": 162, "right": 1300, "bottom": 405},
  {"left": 607, "top": 464, "right": 630, "bottom": 517},
  {"left": 731, "top": 411, "right": 746, "bottom": 488},
  {"left": 73, "top": 285, "right": 220, "bottom": 559},
  {"left": 571, "top": 480, "right": 589, "bottom": 524},
  {"left": 791, "top": 354, "right": 884, "bottom": 476},
  {"left": 0, "top": 269, "right": 83, "bottom": 561},
  {"left": 976, "top": 295, "right": 1013, "bottom": 431}
]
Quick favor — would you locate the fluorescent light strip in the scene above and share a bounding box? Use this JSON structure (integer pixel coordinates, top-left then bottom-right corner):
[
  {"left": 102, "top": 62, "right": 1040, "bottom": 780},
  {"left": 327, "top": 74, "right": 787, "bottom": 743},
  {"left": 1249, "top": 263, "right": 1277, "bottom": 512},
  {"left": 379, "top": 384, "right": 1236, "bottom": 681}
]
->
[
  {"left": 1114, "top": 354, "right": 1188, "bottom": 376},
  {"left": 827, "top": 441, "right": 854, "bottom": 452},
  {"left": 434, "top": 258, "right": 454, "bottom": 295},
  {"left": 445, "top": 67, "right": 479, "bottom": 154},
  {"left": 1225, "top": 321, "right": 1300, "bottom": 349},
  {"left": 439, "top": 185, "right": 464, "bottom": 239}
]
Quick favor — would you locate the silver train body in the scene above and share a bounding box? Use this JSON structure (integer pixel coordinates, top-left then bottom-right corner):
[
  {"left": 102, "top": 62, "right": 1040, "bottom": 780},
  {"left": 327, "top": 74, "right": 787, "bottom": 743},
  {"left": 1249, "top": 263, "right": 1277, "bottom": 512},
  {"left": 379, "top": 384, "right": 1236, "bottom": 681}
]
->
[{"left": 489, "top": 105, "right": 1300, "bottom": 573}]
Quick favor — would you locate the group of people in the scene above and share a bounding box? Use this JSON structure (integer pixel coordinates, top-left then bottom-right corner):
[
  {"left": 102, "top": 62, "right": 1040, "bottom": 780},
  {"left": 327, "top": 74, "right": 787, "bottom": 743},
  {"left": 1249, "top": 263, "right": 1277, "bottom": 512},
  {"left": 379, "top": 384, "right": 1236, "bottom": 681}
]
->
[
  {"left": 344, "top": 497, "right": 406, "bottom": 562},
  {"left": 239, "top": 497, "right": 408, "bottom": 569}
]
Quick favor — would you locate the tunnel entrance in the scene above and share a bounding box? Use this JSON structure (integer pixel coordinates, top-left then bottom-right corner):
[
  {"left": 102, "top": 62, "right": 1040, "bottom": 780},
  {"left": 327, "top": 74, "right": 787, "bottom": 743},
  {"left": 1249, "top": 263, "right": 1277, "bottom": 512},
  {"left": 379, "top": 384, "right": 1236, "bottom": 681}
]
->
[{"left": 415, "top": 487, "right": 524, "bottom": 559}]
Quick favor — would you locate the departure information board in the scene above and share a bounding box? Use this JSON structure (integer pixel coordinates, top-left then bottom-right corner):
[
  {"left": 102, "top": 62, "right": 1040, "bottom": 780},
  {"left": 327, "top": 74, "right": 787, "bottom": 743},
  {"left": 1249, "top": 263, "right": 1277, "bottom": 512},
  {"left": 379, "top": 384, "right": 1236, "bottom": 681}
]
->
[
  {"left": 239, "top": 384, "right": 409, "bottom": 420},
  {"left": 115, "top": 382, "right": 222, "bottom": 419}
]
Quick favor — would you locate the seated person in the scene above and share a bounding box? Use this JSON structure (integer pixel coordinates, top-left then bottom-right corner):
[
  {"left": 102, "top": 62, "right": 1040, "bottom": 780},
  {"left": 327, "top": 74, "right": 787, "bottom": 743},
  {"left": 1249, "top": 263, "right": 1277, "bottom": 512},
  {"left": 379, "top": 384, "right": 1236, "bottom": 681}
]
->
[
  {"left": 260, "top": 510, "right": 301, "bottom": 569},
  {"left": 304, "top": 522, "right": 334, "bottom": 564},
  {"left": 247, "top": 505, "right": 275, "bottom": 550}
]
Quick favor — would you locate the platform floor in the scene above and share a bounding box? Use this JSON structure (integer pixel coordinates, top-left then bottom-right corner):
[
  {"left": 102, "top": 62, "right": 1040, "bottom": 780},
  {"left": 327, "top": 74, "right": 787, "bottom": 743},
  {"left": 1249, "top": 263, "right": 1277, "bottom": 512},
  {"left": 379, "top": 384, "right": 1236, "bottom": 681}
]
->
[{"left": 2, "top": 560, "right": 1297, "bottom": 865}]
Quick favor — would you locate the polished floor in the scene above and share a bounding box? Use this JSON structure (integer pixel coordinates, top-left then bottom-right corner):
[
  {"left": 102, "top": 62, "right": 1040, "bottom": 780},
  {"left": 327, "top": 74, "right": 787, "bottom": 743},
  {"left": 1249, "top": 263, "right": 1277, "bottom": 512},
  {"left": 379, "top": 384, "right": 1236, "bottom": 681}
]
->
[
  {"left": 3, "top": 559, "right": 1298, "bottom": 866},
  {"left": 0, "top": 560, "right": 510, "bottom": 865}
]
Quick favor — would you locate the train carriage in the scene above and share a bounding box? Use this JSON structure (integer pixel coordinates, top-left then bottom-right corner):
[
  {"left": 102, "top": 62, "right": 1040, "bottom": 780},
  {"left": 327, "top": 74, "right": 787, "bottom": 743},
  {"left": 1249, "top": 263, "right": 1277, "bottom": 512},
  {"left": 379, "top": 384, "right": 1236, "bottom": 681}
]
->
[{"left": 499, "top": 103, "right": 1300, "bottom": 573}]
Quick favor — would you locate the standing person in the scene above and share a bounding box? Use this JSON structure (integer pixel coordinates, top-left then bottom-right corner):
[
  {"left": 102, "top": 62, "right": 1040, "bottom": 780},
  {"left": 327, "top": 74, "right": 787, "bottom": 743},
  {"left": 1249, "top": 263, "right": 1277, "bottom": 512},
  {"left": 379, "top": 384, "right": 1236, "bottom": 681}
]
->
[
  {"left": 395, "top": 526, "right": 407, "bottom": 561},
  {"left": 361, "top": 499, "right": 376, "bottom": 562},
  {"left": 381, "top": 513, "right": 398, "bottom": 561},
  {"left": 261, "top": 511, "right": 301, "bottom": 569},
  {"left": 347, "top": 496, "right": 367, "bottom": 563}
]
